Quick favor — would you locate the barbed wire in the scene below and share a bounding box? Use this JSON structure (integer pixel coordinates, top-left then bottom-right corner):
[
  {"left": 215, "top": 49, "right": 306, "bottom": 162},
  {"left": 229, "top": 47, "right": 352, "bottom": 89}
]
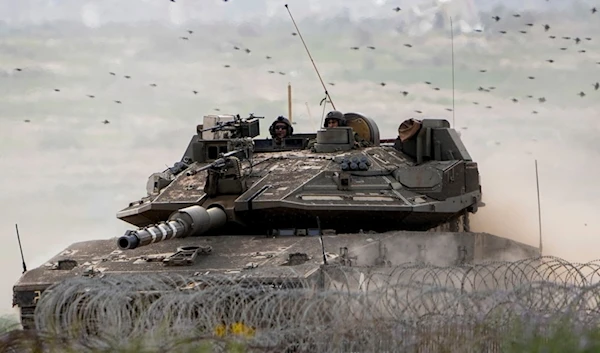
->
[{"left": 26, "top": 256, "right": 600, "bottom": 352}]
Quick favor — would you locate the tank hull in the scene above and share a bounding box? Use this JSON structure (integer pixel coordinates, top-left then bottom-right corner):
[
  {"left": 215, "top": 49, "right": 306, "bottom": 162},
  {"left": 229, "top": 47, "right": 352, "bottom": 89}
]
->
[{"left": 13, "top": 231, "right": 539, "bottom": 330}]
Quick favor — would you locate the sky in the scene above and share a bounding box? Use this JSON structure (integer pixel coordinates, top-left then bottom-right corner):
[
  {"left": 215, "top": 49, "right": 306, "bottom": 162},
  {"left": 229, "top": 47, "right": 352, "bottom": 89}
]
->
[{"left": 0, "top": 0, "right": 590, "bottom": 27}]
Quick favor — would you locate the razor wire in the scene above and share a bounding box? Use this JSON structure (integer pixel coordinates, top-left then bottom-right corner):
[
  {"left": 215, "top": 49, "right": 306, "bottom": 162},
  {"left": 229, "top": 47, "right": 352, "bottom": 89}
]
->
[{"left": 28, "top": 256, "right": 600, "bottom": 352}]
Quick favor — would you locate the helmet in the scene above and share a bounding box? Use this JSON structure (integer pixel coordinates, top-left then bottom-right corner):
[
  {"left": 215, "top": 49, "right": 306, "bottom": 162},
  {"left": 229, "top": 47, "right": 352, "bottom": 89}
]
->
[
  {"left": 269, "top": 116, "right": 294, "bottom": 138},
  {"left": 324, "top": 110, "right": 346, "bottom": 127}
]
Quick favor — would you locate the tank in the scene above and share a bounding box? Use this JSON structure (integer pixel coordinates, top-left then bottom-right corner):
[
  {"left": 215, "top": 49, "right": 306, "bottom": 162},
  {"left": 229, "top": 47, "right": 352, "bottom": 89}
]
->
[{"left": 11, "top": 112, "right": 539, "bottom": 330}]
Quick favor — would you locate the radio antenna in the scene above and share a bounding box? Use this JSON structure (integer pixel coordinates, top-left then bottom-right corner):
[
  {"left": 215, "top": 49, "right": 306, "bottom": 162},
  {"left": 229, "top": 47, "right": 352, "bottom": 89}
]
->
[
  {"left": 535, "top": 160, "right": 543, "bottom": 256},
  {"left": 284, "top": 4, "right": 335, "bottom": 110},
  {"left": 319, "top": 96, "right": 330, "bottom": 127},
  {"left": 316, "top": 216, "right": 327, "bottom": 265},
  {"left": 450, "top": 17, "right": 456, "bottom": 128},
  {"left": 15, "top": 224, "right": 27, "bottom": 273}
]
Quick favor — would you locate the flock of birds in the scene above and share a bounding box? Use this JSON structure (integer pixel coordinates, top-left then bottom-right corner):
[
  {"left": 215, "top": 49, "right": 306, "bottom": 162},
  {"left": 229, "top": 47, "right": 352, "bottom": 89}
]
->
[
  {"left": 7, "top": 3, "right": 600, "bottom": 125},
  {"left": 342, "top": 7, "right": 600, "bottom": 115}
]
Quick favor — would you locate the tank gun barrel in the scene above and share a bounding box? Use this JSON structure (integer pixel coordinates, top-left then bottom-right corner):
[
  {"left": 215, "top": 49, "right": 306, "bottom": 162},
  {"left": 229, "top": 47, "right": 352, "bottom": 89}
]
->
[{"left": 117, "top": 206, "right": 227, "bottom": 250}]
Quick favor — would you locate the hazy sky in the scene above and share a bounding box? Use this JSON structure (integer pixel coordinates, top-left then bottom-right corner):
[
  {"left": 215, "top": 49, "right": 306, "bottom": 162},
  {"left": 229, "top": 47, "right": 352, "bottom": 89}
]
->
[{"left": 0, "top": 0, "right": 586, "bottom": 27}]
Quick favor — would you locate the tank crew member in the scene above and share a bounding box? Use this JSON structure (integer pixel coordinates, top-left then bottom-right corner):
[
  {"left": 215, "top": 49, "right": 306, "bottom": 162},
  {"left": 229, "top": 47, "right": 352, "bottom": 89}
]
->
[
  {"left": 324, "top": 110, "right": 345, "bottom": 128},
  {"left": 307, "top": 111, "right": 370, "bottom": 149},
  {"left": 269, "top": 116, "right": 294, "bottom": 145},
  {"left": 324, "top": 110, "right": 371, "bottom": 148}
]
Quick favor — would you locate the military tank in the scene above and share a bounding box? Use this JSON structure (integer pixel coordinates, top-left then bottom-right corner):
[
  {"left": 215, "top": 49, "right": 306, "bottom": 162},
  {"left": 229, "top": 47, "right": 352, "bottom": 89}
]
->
[{"left": 12, "top": 112, "right": 539, "bottom": 330}]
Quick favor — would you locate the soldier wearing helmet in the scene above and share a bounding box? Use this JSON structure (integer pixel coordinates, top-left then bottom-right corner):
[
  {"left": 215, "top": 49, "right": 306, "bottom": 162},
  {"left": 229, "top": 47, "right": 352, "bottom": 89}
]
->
[
  {"left": 269, "top": 116, "right": 294, "bottom": 145},
  {"left": 308, "top": 110, "right": 370, "bottom": 149},
  {"left": 326, "top": 110, "right": 371, "bottom": 148},
  {"left": 323, "top": 110, "right": 345, "bottom": 128}
]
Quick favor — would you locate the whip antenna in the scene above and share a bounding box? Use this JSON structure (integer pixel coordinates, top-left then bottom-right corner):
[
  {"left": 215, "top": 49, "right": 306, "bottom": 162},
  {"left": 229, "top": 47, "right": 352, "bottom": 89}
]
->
[
  {"left": 535, "top": 160, "right": 543, "bottom": 256},
  {"left": 15, "top": 224, "right": 27, "bottom": 273},
  {"left": 284, "top": 4, "right": 335, "bottom": 110},
  {"left": 316, "top": 216, "right": 327, "bottom": 265},
  {"left": 450, "top": 17, "right": 456, "bottom": 128}
]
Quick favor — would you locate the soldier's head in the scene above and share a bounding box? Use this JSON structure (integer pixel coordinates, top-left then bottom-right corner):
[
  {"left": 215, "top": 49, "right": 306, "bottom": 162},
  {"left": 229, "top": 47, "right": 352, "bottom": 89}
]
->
[
  {"left": 324, "top": 110, "right": 345, "bottom": 128},
  {"left": 269, "top": 116, "right": 293, "bottom": 140}
]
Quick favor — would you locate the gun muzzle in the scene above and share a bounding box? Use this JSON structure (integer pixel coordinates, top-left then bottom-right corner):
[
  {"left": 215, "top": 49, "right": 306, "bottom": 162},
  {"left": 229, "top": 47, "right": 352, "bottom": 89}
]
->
[{"left": 117, "top": 205, "right": 227, "bottom": 250}]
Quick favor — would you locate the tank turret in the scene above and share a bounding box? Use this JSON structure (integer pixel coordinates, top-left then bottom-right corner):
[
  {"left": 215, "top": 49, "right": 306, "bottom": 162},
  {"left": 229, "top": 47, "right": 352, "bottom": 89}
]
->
[{"left": 115, "top": 113, "right": 482, "bottom": 234}]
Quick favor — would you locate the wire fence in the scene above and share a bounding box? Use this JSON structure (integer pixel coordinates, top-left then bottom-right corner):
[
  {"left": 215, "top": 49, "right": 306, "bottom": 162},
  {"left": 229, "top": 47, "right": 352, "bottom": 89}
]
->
[{"left": 10, "top": 256, "right": 600, "bottom": 352}]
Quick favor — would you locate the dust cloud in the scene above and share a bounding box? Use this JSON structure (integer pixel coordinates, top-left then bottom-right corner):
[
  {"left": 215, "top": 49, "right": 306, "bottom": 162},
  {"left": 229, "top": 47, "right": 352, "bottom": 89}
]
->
[
  {"left": 466, "top": 120, "right": 600, "bottom": 263},
  {"left": 1, "top": 1, "right": 599, "bottom": 320}
]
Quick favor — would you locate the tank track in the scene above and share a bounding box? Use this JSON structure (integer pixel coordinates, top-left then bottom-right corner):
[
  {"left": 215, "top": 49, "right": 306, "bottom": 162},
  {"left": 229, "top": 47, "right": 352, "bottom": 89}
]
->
[{"left": 430, "top": 210, "right": 471, "bottom": 232}]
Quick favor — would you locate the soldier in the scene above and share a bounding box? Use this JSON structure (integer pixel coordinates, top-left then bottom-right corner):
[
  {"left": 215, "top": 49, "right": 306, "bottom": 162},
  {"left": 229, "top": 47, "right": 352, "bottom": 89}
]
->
[
  {"left": 269, "top": 116, "right": 293, "bottom": 145},
  {"left": 309, "top": 111, "right": 371, "bottom": 149},
  {"left": 324, "top": 110, "right": 345, "bottom": 128}
]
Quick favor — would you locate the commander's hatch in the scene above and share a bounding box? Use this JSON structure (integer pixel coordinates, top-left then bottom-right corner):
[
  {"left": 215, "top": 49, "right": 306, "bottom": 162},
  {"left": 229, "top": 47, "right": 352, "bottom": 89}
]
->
[{"left": 199, "top": 115, "right": 237, "bottom": 140}]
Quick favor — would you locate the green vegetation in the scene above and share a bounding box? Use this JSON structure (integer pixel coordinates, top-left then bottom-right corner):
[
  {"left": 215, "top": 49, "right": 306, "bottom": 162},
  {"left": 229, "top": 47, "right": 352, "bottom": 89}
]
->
[
  {"left": 0, "top": 315, "right": 20, "bottom": 333},
  {"left": 3, "top": 316, "right": 600, "bottom": 352}
]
